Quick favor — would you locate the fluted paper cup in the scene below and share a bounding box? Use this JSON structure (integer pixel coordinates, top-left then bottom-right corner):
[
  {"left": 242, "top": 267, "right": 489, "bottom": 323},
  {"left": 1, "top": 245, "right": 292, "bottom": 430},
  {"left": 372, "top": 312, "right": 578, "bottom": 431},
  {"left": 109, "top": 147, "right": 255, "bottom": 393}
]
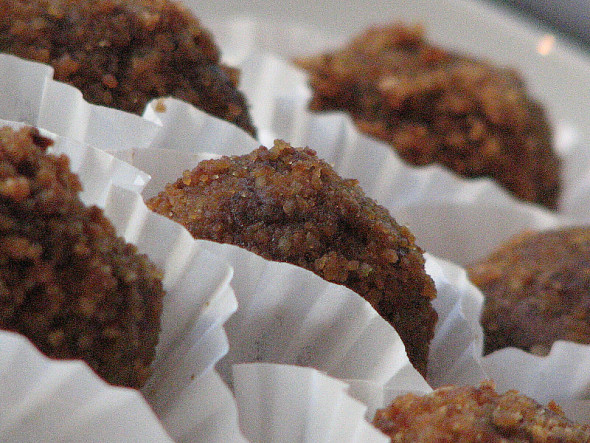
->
[
  {"left": 0, "top": 54, "right": 161, "bottom": 153},
  {"left": 101, "top": 185, "right": 244, "bottom": 442},
  {"left": 117, "top": 146, "right": 420, "bottom": 386},
  {"left": 0, "top": 330, "right": 173, "bottom": 442},
  {"left": 0, "top": 53, "right": 256, "bottom": 155},
  {"left": 0, "top": 119, "right": 150, "bottom": 200},
  {"left": 232, "top": 363, "right": 390, "bottom": 443}
]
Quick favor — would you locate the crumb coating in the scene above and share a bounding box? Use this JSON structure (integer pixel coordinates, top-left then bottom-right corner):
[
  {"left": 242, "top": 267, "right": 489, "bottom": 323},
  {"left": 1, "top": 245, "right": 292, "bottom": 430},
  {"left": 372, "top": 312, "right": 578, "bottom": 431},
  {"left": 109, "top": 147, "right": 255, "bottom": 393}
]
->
[
  {"left": 468, "top": 227, "right": 590, "bottom": 356},
  {"left": 295, "top": 23, "right": 559, "bottom": 209},
  {"left": 0, "top": 126, "right": 164, "bottom": 388},
  {"left": 374, "top": 381, "right": 590, "bottom": 442},
  {"left": 147, "top": 139, "right": 437, "bottom": 374},
  {"left": 0, "top": 0, "right": 256, "bottom": 136}
]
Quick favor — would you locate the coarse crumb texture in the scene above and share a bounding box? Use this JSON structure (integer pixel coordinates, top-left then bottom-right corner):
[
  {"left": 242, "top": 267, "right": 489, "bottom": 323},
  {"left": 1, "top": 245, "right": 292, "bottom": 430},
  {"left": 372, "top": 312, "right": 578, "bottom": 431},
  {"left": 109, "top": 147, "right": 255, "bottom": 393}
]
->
[
  {"left": 146, "top": 139, "right": 437, "bottom": 375},
  {"left": 373, "top": 381, "right": 590, "bottom": 442},
  {"left": 468, "top": 227, "right": 590, "bottom": 356},
  {"left": 0, "top": 0, "right": 256, "bottom": 136},
  {"left": 0, "top": 126, "right": 164, "bottom": 388},
  {"left": 295, "top": 23, "right": 559, "bottom": 209}
]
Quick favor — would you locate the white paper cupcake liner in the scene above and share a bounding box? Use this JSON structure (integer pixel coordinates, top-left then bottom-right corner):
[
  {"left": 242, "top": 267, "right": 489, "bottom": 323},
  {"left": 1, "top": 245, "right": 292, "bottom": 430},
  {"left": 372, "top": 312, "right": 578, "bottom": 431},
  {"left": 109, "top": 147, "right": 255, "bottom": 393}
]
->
[
  {"left": 0, "top": 53, "right": 255, "bottom": 156},
  {"left": 424, "top": 254, "right": 486, "bottom": 387},
  {"left": 0, "top": 330, "right": 173, "bottom": 443},
  {"left": 0, "top": 54, "right": 161, "bottom": 154},
  {"left": 206, "top": 242, "right": 410, "bottom": 385},
  {"left": 115, "top": 148, "right": 468, "bottom": 437},
  {"left": 231, "top": 361, "right": 590, "bottom": 439},
  {"left": 101, "top": 185, "right": 244, "bottom": 442},
  {"left": 232, "top": 363, "right": 389, "bottom": 443},
  {"left": 0, "top": 121, "right": 244, "bottom": 441}
]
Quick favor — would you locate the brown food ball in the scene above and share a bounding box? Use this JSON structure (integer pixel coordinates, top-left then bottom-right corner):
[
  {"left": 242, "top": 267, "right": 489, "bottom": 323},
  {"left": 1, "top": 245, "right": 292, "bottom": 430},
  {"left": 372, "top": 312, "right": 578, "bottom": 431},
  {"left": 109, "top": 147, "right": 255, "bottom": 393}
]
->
[
  {"left": 146, "top": 139, "right": 437, "bottom": 375},
  {"left": 468, "top": 227, "right": 590, "bottom": 356},
  {"left": 373, "top": 381, "right": 590, "bottom": 442},
  {"left": 0, "top": 126, "right": 164, "bottom": 388},
  {"left": 0, "top": 0, "right": 256, "bottom": 136},
  {"left": 295, "top": 23, "right": 559, "bottom": 209}
]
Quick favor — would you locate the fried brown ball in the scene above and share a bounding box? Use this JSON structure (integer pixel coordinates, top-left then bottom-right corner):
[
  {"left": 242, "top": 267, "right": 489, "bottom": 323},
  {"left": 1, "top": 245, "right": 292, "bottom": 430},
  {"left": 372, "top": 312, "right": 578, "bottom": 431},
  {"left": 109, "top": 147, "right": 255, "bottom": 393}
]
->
[
  {"left": 146, "top": 139, "right": 437, "bottom": 375},
  {"left": 0, "top": 0, "right": 256, "bottom": 136},
  {"left": 468, "top": 227, "right": 590, "bottom": 356},
  {"left": 295, "top": 23, "right": 559, "bottom": 209},
  {"left": 0, "top": 126, "right": 164, "bottom": 388},
  {"left": 373, "top": 381, "right": 590, "bottom": 442}
]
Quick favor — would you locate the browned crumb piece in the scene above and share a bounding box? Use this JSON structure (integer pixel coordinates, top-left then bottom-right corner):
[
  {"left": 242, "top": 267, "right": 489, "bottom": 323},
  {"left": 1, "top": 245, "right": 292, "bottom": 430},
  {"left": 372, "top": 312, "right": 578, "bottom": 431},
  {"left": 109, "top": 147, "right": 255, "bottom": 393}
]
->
[
  {"left": 0, "top": 126, "right": 164, "bottom": 388},
  {"left": 468, "top": 227, "right": 590, "bottom": 356},
  {"left": 146, "top": 139, "right": 437, "bottom": 375},
  {"left": 0, "top": 0, "right": 256, "bottom": 136},
  {"left": 295, "top": 23, "right": 559, "bottom": 209},
  {"left": 373, "top": 381, "right": 590, "bottom": 442}
]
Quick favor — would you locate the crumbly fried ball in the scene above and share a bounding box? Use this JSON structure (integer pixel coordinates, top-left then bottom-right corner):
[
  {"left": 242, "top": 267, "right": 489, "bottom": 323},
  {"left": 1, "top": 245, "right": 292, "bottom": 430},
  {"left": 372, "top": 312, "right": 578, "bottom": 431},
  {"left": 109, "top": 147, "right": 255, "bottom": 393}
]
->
[
  {"left": 373, "top": 381, "right": 590, "bottom": 442},
  {"left": 0, "top": 0, "right": 256, "bottom": 136},
  {"left": 146, "top": 139, "right": 437, "bottom": 374},
  {"left": 0, "top": 126, "right": 164, "bottom": 388},
  {"left": 295, "top": 23, "right": 559, "bottom": 209},
  {"left": 468, "top": 227, "right": 590, "bottom": 356}
]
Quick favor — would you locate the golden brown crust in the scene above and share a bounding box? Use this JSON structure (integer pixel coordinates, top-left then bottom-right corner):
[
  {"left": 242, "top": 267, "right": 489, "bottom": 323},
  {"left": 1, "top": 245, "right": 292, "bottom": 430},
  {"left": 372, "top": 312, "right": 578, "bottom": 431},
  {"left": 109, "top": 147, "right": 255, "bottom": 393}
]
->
[
  {"left": 0, "top": 126, "right": 164, "bottom": 388},
  {"left": 146, "top": 139, "right": 437, "bottom": 375},
  {"left": 295, "top": 23, "right": 559, "bottom": 209},
  {"left": 468, "top": 227, "right": 590, "bottom": 356},
  {"left": 0, "top": 0, "right": 256, "bottom": 136},
  {"left": 373, "top": 381, "right": 590, "bottom": 442}
]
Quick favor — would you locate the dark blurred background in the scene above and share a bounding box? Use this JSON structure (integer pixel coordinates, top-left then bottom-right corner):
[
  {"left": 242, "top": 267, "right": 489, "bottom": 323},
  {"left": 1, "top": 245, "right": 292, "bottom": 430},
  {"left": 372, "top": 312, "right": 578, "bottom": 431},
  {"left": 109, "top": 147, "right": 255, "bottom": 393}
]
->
[{"left": 489, "top": 0, "right": 590, "bottom": 47}]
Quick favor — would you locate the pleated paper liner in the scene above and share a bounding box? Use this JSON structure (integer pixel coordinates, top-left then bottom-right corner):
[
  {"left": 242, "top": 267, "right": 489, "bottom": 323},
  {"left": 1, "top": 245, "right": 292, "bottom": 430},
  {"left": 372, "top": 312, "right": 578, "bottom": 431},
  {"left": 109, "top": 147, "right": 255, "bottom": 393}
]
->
[
  {"left": 98, "top": 186, "right": 244, "bottom": 442},
  {"left": 121, "top": 148, "right": 431, "bottom": 385},
  {"left": 0, "top": 119, "right": 149, "bottom": 202},
  {"left": 0, "top": 120, "right": 244, "bottom": 441},
  {"left": 232, "top": 363, "right": 390, "bottom": 443},
  {"left": 0, "top": 330, "right": 173, "bottom": 442},
  {"left": 0, "top": 53, "right": 255, "bottom": 157}
]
